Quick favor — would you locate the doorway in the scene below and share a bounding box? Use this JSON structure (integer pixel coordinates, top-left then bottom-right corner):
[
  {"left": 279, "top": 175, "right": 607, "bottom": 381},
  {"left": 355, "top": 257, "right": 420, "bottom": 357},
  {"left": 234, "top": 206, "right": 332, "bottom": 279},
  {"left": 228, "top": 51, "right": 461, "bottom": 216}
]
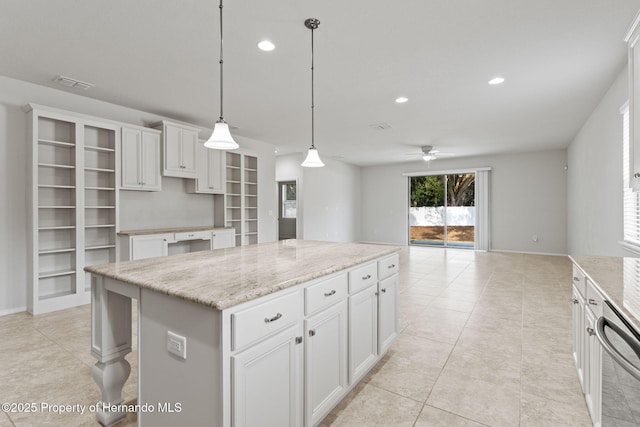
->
[
  {"left": 278, "top": 181, "right": 297, "bottom": 240},
  {"left": 409, "top": 173, "right": 475, "bottom": 248}
]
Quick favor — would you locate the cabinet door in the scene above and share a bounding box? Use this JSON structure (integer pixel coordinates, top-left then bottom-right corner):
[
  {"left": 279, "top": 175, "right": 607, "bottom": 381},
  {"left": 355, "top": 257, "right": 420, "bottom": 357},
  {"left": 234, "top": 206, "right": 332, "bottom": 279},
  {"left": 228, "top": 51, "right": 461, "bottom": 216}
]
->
[
  {"left": 180, "top": 128, "right": 198, "bottom": 176},
  {"left": 141, "top": 131, "right": 161, "bottom": 191},
  {"left": 121, "top": 128, "right": 142, "bottom": 189},
  {"left": 584, "top": 308, "right": 602, "bottom": 425},
  {"left": 232, "top": 324, "right": 303, "bottom": 427},
  {"left": 130, "top": 235, "right": 169, "bottom": 260},
  {"left": 212, "top": 230, "right": 235, "bottom": 249},
  {"left": 572, "top": 285, "right": 585, "bottom": 391},
  {"left": 378, "top": 274, "right": 398, "bottom": 355},
  {"left": 348, "top": 284, "right": 378, "bottom": 383},
  {"left": 206, "top": 148, "right": 224, "bottom": 193},
  {"left": 163, "top": 124, "right": 183, "bottom": 176},
  {"left": 305, "top": 300, "right": 348, "bottom": 426}
]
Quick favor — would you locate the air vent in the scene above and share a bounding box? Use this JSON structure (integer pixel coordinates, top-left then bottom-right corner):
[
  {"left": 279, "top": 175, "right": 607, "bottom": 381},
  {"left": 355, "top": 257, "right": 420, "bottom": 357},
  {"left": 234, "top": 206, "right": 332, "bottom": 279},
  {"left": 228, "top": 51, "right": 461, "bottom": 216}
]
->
[
  {"left": 53, "top": 75, "right": 94, "bottom": 90},
  {"left": 368, "top": 122, "right": 392, "bottom": 130}
]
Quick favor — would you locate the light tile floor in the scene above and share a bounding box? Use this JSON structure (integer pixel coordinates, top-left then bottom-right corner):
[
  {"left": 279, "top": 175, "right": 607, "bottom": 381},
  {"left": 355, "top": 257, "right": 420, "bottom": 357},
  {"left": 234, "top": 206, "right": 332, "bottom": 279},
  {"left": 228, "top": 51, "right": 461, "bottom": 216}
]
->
[{"left": 0, "top": 246, "right": 592, "bottom": 426}]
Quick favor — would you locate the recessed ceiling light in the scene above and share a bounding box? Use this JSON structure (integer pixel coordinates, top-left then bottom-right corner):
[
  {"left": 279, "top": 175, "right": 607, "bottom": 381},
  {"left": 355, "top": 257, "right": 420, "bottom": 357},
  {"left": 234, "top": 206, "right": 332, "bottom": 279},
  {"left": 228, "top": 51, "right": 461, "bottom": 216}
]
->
[
  {"left": 488, "top": 77, "right": 505, "bottom": 85},
  {"left": 395, "top": 97, "right": 409, "bottom": 103},
  {"left": 258, "top": 40, "right": 275, "bottom": 51}
]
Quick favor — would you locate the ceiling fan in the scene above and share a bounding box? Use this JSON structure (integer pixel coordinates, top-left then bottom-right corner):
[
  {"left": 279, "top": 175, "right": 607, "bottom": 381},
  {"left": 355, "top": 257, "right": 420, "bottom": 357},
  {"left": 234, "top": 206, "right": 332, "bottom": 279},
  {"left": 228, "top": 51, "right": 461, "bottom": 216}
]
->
[{"left": 404, "top": 145, "right": 453, "bottom": 162}]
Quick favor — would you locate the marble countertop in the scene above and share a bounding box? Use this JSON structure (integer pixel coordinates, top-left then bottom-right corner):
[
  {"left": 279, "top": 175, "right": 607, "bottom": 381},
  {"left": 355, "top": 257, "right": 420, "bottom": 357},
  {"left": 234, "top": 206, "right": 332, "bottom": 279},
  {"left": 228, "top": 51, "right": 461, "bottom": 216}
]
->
[
  {"left": 570, "top": 255, "right": 640, "bottom": 331},
  {"left": 118, "top": 225, "right": 233, "bottom": 236},
  {"left": 85, "top": 239, "right": 401, "bottom": 310}
]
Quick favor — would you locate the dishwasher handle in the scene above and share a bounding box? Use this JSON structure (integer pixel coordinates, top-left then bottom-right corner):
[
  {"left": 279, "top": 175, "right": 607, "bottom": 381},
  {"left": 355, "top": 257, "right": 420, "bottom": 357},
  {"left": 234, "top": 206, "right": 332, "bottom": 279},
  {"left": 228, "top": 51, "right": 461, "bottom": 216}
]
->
[{"left": 595, "top": 316, "right": 640, "bottom": 381}]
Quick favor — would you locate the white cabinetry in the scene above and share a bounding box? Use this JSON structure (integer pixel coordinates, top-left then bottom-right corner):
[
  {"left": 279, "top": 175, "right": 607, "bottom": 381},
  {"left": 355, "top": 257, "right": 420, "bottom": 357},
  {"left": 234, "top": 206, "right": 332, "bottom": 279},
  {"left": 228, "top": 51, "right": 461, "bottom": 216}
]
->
[
  {"left": 187, "top": 140, "right": 225, "bottom": 194},
  {"left": 121, "top": 126, "right": 161, "bottom": 191},
  {"left": 626, "top": 12, "right": 640, "bottom": 190},
  {"left": 226, "top": 152, "right": 258, "bottom": 246},
  {"left": 26, "top": 104, "right": 120, "bottom": 314},
  {"left": 153, "top": 120, "right": 199, "bottom": 178},
  {"left": 231, "top": 324, "right": 304, "bottom": 427},
  {"left": 349, "top": 283, "right": 379, "bottom": 383},
  {"left": 572, "top": 264, "right": 603, "bottom": 426},
  {"left": 120, "top": 228, "right": 235, "bottom": 261}
]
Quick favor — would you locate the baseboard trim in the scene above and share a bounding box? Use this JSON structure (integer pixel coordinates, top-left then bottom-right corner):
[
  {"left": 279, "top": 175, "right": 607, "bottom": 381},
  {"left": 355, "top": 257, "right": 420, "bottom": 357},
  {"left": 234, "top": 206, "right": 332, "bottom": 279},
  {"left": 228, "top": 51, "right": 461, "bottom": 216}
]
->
[
  {"left": 0, "top": 306, "right": 27, "bottom": 317},
  {"left": 491, "top": 249, "right": 568, "bottom": 257},
  {"left": 358, "top": 240, "right": 407, "bottom": 246}
]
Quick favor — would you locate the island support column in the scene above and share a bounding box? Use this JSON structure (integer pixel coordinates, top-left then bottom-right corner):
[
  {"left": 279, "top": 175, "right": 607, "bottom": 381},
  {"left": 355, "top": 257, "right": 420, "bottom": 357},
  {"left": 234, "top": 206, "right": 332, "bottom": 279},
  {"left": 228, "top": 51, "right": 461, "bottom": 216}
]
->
[{"left": 91, "top": 276, "right": 136, "bottom": 426}]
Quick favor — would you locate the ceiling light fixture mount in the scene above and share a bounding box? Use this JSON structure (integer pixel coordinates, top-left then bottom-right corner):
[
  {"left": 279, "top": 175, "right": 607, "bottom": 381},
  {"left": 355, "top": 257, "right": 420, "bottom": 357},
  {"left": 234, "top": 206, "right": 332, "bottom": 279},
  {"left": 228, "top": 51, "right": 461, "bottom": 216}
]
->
[
  {"left": 301, "top": 18, "right": 325, "bottom": 168},
  {"left": 204, "top": 0, "right": 239, "bottom": 150}
]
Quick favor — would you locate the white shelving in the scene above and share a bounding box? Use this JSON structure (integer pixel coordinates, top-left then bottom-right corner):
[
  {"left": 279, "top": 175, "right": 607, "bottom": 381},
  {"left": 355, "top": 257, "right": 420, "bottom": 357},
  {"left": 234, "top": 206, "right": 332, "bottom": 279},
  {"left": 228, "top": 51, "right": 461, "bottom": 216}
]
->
[
  {"left": 225, "top": 152, "right": 258, "bottom": 246},
  {"left": 26, "top": 105, "right": 120, "bottom": 314}
]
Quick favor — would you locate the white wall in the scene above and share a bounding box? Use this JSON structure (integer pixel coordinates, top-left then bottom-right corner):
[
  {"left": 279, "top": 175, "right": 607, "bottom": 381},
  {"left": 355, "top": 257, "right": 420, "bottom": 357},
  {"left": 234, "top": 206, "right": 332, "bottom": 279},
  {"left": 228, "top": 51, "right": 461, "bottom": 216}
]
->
[
  {"left": 567, "top": 66, "right": 627, "bottom": 257},
  {"left": 276, "top": 154, "right": 362, "bottom": 242},
  {"left": 0, "top": 75, "right": 276, "bottom": 315},
  {"left": 361, "top": 149, "right": 569, "bottom": 255}
]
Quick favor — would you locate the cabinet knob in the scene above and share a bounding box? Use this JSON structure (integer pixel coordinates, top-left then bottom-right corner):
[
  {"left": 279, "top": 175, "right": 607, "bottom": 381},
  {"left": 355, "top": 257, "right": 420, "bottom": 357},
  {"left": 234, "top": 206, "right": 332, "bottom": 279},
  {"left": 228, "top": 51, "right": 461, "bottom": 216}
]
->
[
  {"left": 388, "top": 264, "right": 396, "bottom": 269},
  {"left": 573, "top": 276, "right": 580, "bottom": 282},
  {"left": 571, "top": 298, "right": 579, "bottom": 304},
  {"left": 295, "top": 336, "right": 303, "bottom": 344},
  {"left": 381, "top": 288, "right": 387, "bottom": 293},
  {"left": 264, "top": 313, "right": 282, "bottom": 323},
  {"left": 308, "top": 329, "right": 316, "bottom": 337},
  {"left": 635, "top": 172, "right": 640, "bottom": 178},
  {"left": 324, "top": 290, "right": 336, "bottom": 297},
  {"left": 588, "top": 299, "right": 598, "bottom": 306},
  {"left": 362, "top": 274, "right": 371, "bottom": 281},
  {"left": 587, "top": 327, "right": 595, "bottom": 336}
]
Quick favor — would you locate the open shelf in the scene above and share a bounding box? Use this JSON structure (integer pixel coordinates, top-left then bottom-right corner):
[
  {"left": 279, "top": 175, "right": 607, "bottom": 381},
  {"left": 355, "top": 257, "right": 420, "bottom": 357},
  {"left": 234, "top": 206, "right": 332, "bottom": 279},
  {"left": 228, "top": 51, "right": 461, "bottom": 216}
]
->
[
  {"left": 38, "top": 269, "right": 76, "bottom": 279},
  {"left": 38, "top": 139, "right": 75, "bottom": 148}
]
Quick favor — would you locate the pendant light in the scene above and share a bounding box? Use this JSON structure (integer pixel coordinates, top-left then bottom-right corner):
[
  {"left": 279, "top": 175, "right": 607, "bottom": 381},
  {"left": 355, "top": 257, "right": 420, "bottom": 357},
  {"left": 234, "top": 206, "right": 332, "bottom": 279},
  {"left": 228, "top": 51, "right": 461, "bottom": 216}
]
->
[
  {"left": 301, "top": 18, "right": 325, "bottom": 167},
  {"left": 204, "top": 0, "right": 239, "bottom": 150}
]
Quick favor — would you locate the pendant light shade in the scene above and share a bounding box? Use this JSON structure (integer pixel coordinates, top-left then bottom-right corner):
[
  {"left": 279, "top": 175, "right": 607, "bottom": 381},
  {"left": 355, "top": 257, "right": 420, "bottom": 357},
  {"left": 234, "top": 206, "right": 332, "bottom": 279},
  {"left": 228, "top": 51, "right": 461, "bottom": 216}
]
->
[
  {"left": 205, "top": 121, "right": 238, "bottom": 149},
  {"left": 301, "top": 18, "right": 324, "bottom": 168},
  {"left": 205, "top": 0, "right": 238, "bottom": 150},
  {"left": 302, "top": 147, "right": 324, "bottom": 167}
]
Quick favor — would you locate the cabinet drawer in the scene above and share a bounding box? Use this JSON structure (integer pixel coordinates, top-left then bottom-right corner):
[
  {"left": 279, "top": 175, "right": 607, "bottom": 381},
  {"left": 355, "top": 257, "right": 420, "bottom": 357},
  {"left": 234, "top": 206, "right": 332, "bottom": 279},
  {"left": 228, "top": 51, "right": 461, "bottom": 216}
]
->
[
  {"left": 572, "top": 265, "right": 586, "bottom": 298},
  {"left": 174, "top": 230, "right": 211, "bottom": 241},
  {"left": 305, "top": 274, "right": 348, "bottom": 315},
  {"left": 232, "top": 291, "right": 301, "bottom": 351},
  {"left": 585, "top": 279, "right": 603, "bottom": 318},
  {"left": 349, "top": 263, "right": 378, "bottom": 294},
  {"left": 378, "top": 254, "right": 399, "bottom": 281}
]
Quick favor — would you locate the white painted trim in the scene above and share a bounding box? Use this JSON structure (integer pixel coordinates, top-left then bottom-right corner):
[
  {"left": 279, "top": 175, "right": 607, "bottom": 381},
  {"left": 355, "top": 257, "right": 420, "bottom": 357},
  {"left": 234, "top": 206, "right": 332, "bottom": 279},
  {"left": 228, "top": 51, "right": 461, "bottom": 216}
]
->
[
  {"left": 0, "top": 306, "right": 27, "bottom": 317},
  {"left": 402, "top": 167, "right": 491, "bottom": 177},
  {"left": 491, "top": 249, "right": 568, "bottom": 257},
  {"left": 358, "top": 240, "right": 407, "bottom": 246}
]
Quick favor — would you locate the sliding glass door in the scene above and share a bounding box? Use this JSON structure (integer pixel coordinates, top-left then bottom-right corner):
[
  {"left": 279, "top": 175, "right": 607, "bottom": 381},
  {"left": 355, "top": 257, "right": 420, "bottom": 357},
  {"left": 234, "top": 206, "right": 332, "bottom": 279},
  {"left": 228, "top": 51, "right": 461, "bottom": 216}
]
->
[{"left": 409, "top": 173, "right": 475, "bottom": 248}]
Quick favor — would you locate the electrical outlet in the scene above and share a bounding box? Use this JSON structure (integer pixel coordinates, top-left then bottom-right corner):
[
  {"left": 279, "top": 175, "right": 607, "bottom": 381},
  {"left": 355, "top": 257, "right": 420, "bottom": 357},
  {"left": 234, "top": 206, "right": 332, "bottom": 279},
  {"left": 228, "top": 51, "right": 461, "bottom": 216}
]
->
[{"left": 167, "top": 331, "right": 187, "bottom": 359}]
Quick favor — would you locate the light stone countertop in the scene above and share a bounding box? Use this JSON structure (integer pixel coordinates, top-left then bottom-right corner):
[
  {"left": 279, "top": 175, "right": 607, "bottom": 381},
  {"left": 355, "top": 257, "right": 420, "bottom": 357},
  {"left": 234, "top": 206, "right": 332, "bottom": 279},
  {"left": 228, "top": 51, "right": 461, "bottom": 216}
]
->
[
  {"left": 570, "top": 255, "right": 640, "bottom": 332},
  {"left": 85, "top": 239, "right": 401, "bottom": 310},
  {"left": 118, "top": 225, "right": 233, "bottom": 236}
]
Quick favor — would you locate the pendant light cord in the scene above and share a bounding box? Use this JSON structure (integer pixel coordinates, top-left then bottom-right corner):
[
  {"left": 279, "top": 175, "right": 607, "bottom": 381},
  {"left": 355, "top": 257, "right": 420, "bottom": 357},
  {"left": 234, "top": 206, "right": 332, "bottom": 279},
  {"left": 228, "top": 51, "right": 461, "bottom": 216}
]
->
[
  {"left": 310, "top": 24, "right": 315, "bottom": 148},
  {"left": 219, "top": 0, "right": 224, "bottom": 122}
]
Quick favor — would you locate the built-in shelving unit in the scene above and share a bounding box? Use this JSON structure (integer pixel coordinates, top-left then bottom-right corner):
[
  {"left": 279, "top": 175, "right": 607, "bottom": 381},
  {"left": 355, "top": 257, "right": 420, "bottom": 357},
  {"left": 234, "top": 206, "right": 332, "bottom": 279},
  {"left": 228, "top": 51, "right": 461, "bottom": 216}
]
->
[
  {"left": 225, "top": 152, "right": 258, "bottom": 246},
  {"left": 26, "top": 105, "right": 119, "bottom": 314}
]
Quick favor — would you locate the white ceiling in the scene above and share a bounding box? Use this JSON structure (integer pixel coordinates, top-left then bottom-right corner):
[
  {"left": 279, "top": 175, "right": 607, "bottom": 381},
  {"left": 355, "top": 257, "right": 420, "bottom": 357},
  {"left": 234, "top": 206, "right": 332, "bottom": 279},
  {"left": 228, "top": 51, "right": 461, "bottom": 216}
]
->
[{"left": 2, "top": 0, "right": 640, "bottom": 166}]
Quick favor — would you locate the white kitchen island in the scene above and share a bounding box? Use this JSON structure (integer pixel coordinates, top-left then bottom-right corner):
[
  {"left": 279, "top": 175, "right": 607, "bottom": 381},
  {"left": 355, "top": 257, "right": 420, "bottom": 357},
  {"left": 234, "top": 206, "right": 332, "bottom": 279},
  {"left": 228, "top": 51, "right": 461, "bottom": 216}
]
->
[{"left": 85, "top": 239, "right": 401, "bottom": 427}]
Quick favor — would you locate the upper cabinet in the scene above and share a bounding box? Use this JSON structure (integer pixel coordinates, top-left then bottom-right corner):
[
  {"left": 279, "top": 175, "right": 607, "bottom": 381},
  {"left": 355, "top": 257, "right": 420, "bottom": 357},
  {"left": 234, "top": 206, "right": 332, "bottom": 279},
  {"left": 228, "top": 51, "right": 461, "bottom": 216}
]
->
[
  {"left": 152, "top": 120, "right": 199, "bottom": 179},
  {"left": 121, "top": 126, "right": 162, "bottom": 191},
  {"left": 187, "top": 140, "right": 226, "bottom": 194},
  {"left": 626, "top": 11, "right": 640, "bottom": 191}
]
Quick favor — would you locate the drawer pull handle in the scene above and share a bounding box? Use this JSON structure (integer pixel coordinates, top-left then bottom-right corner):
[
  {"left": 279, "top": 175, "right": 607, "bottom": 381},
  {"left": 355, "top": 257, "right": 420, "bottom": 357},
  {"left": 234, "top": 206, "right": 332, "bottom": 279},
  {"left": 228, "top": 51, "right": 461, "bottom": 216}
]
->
[
  {"left": 362, "top": 274, "right": 372, "bottom": 280},
  {"left": 571, "top": 298, "right": 579, "bottom": 304},
  {"left": 380, "top": 288, "right": 387, "bottom": 293},
  {"left": 264, "top": 313, "right": 282, "bottom": 323},
  {"left": 388, "top": 264, "right": 396, "bottom": 269},
  {"left": 587, "top": 327, "right": 595, "bottom": 336},
  {"left": 324, "top": 290, "right": 336, "bottom": 297},
  {"left": 588, "top": 299, "right": 598, "bottom": 306},
  {"left": 573, "top": 276, "right": 580, "bottom": 282},
  {"left": 309, "top": 329, "right": 316, "bottom": 337}
]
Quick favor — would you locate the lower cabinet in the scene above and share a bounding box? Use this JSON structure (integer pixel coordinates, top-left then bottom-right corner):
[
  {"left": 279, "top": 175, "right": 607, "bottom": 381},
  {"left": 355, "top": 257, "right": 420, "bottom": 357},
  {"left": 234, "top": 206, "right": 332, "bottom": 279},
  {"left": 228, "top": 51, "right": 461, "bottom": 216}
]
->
[
  {"left": 572, "top": 284, "right": 585, "bottom": 390},
  {"left": 305, "top": 300, "right": 348, "bottom": 426},
  {"left": 584, "top": 300, "right": 602, "bottom": 425},
  {"left": 120, "top": 228, "right": 236, "bottom": 260},
  {"left": 129, "top": 234, "right": 170, "bottom": 260},
  {"left": 231, "top": 324, "right": 304, "bottom": 427},
  {"left": 227, "top": 253, "right": 400, "bottom": 427},
  {"left": 348, "top": 284, "right": 379, "bottom": 383}
]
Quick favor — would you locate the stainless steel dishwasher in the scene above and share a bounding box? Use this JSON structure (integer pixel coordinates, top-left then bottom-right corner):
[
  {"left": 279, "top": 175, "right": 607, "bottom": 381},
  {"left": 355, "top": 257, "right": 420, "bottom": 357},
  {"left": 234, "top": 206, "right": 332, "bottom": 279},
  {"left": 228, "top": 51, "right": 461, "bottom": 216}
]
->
[{"left": 596, "top": 300, "right": 640, "bottom": 426}]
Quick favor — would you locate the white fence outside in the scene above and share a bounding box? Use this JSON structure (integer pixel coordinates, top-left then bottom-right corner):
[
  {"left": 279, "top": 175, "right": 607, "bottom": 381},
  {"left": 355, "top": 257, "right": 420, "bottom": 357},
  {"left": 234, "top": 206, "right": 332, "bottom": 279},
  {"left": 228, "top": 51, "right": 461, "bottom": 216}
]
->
[{"left": 409, "top": 206, "right": 475, "bottom": 227}]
